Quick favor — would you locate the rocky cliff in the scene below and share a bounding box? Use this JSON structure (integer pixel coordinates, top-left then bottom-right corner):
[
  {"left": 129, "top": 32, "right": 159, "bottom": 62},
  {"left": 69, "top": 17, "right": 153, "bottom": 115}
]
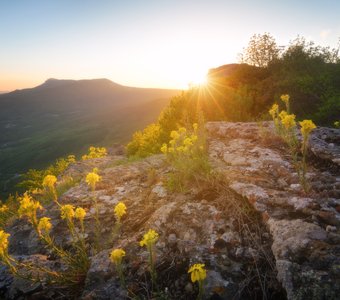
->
[{"left": 1, "top": 122, "right": 339, "bottom": 300}]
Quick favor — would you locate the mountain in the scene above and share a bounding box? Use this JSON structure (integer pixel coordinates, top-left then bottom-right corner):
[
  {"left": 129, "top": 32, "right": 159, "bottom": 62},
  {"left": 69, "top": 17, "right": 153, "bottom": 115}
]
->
[{"left": 0, "top": 79, "right": 180, "bottom": 196}]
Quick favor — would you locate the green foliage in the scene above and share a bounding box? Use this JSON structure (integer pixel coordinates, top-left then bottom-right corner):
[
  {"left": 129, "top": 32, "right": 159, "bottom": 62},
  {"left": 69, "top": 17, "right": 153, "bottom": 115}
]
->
[
  {"left": 239, "top": 32, "right": 281, "bottom": 67},
  {"left": 126, "top": 123, "right": 163, "bottom": 158},
  {"left": 313, "top": 95, "right": 340, "bottom": 124},
  {"left": 162, "top": 124, "right": 210, "bottom": 191},
  {"left": 0, "top": 194, "right": 19, "bottom": 229},
  {"left": 17, "top": 155, "right": 76, "bottom": 193}
]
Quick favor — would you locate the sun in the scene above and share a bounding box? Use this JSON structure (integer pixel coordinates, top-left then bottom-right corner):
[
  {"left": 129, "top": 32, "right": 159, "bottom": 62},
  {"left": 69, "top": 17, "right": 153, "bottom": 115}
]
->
[
  {"left": 176, "top": 69, "right": 208, "bottom": 89},
  {"left": 161, "top": 61, "right": 210, "bottom": 90},
  {"left": 188, "top": 73, "right": 208, "bottom": 87}
]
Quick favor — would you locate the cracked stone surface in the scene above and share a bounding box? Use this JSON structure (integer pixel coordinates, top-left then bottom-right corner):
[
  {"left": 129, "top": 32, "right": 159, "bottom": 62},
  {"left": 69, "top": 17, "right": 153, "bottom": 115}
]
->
[
  {"left": 1, "top": 121, "right": 339, "bottom": 300},
  {"left": 206, "top": 121, "right": 340, "bottom": 299}
]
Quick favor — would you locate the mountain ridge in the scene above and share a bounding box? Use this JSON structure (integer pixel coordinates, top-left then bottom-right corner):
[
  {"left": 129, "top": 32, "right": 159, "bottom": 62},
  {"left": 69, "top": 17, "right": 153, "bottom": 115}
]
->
[{"left": 1, "top": 78, "right": 179, "bottom": 96}]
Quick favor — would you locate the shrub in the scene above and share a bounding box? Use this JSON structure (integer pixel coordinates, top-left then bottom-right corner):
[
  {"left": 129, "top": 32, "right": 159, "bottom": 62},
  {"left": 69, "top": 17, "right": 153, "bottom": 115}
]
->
[
  {"left": 161, "top": 123, "right": 210, "bottom": 191},
  {"left": 126, "top": 123, "right": 163, "bottom": 158},
  {"left": 17, "top": 155, "right": 76, "bottom": 192}
]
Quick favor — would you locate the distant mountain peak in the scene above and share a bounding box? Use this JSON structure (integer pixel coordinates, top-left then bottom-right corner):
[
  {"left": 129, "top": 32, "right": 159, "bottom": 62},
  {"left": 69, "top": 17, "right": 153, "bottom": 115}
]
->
[
  {"left": 45, "top": 78, "right": 59, "bottom": 82},
  {"left": 39, "top": 78, "right": 123, "bottom": 89}
]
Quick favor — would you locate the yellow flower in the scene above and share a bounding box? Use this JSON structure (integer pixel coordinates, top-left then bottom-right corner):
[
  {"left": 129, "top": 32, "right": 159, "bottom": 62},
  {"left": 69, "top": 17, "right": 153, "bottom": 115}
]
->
[
  {"left": 86, "top": 172, "right": 101, "bottom": 190},
  {"left": 280, "top": 94, "right": 290, "bottom": 104},
  {"left": 38, "top": 217, "right": 52, "bottom": 235},
  {"left": 334, "top": 121, "right": 340, "bottom": 128},
  {"left": 97, "top": 147, "right": 107, "bottom": 156},
  {"left": 188, "top": 263, "right": 207, "bottom": 283},
  {"left": 279, "top": 110, "right": 287, "bottom": 120},
  {"left": 193, "top": 123, "right": 198, "bottom": 131},
  {"left": 183, "top": 137, "right": 193, "bottom": 147},
  {"left": 170, "top": 130, "right": 180, "bottom": 140},
  {"left": 18, "top": 193, "right": 43, "bottom": 221},
  {"left": 160, "top": 143, "right": 168, "bottom": 154},
  {"left": 42, "top": 175, "right": 57, "bottom": 189},
  {"left": 299, "top": 120, "right": 316, "bottom": 137},
  {"left": 0, "top": 230, "right": 10, "bottom": 257},
  {"left": 110, "top": 248, "right": 125, "bottom": 264},
  {"left": 168, "top": 147, "right": 174, "bottom": 153},
  {"left": 82, "top": 146, "right": 107, "bottom": 160},
  {"left": 139, "top": 229, "right": 159, "bottom": 248},
  {"left": 61, "top": 204, "right": 75, "bottom": 220},
  {"left": 281, "top": 114, "right": 296, "bottom": 129},
  {"left": 178, "top": 127, "right": 186, "bottom": 134},
  {"left": 114, "top": 202, "right": 127, "bottom": 221},
  {"left": 67, "top": 155, "right": 76, "bottom": 164},
  {"left": 75, "top": 207, "right": 86, "bottom": 221},
  {"left": 269, "top": 104, "right": 279, "bottom": 119},
  {"left": 0, "top": 205, "right": 9, "bottom": 213}
]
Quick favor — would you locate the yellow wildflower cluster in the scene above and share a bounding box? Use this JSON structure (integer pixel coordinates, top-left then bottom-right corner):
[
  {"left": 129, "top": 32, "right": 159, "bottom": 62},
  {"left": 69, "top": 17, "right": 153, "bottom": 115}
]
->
[
  {"left": 42, "top": 175, "right": 57, "bottom": 189},
  {"left": 38, "top": 217, "right": 52, "bottom": 235},
  {"left": 110, "top": 248, "right": 125, "bottom": 264},
  {"left": 18, "top": 193, "right": 42, "bottom": 221},
  {"left": 188, "top": 263, "right": 207, "bottom": 283},
  {"left": 269, "top": 104, "right": 279, "bottom": 119},
  {"left": 281, "top": 114, "right": 296, "bottom": 129},
  {"left": 161, "top": 124, "right": 199, "bottom": 155},
  {"left": 269, "top": 95, "right": 296, "bottom": 132},
  {"left": 60, "top": 204, "right": 75, "bottom": 220},
  {"left": 334, "top": 121, "right": 340, "bottom": 128},
  {"left": 0, "top": 230, "right": 10, "bottom": 257},
  {"left": 139, "top": 229, "right": 159, "bottom": 248},
  {"left": 268, "top": 94, "right": 318, "bottom": 193},
  {"left": 67, "top": 155, "right": 76, "bottom": 164},
  {"left": 280, "top": 94, "right": 289, "bottom": 105},
  {"left": 114, "top": 202, "right": 127, "bottom": 221},
  {"left": 86, "top": 172, "right": 101, "bottom": 191},
  {"left": 82, "top": 146, "right": 107, "bottom": 160},
  {"left": 300, "top": 120, "right": 316, "bottom": 137},
  {"left": 75, "top": 207, "right": 86, "bottom": 221},
  {"left": 279, "top": 110, "right": 287, "bottom": 120},
  {"left": 281, "top": 94, "right": 291, "bottom": 113},
  {"left": 0, "top": 204, "right": 9, "bottom": 213}
]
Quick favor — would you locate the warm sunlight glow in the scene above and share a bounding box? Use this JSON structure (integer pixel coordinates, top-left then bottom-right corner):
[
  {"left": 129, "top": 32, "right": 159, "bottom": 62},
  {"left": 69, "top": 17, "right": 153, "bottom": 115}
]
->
[{"left": 188, "top": 72, "right": 208, "bottom": 87}]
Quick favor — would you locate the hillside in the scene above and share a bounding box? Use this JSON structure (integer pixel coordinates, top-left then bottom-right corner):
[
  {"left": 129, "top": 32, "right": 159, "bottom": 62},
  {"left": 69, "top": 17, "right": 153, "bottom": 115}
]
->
[
  {"left": 0, "top": 79, "right": 179, "bottom": 196},
  {"left": 0, "top": 122, "right": 339, "bottom": 299},
  {"left": 206, "top": 59, "right": 340, "bottom": 124}
]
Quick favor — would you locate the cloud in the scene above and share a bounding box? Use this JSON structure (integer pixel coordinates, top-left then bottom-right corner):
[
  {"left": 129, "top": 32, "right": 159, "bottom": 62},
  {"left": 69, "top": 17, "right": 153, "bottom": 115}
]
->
[{"left": 320, "top": 29, "right": 331, "bottom": 39}]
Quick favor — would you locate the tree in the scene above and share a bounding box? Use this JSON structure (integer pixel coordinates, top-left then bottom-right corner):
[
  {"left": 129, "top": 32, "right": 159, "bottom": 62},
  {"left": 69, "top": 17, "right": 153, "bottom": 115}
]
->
[{"left": 240, "top": 33, "right": 281, "bottom": 67}]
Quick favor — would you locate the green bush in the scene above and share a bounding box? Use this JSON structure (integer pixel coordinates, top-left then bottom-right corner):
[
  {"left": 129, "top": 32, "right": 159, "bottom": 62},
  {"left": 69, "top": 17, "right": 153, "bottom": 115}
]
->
[
  {"left": 161, "top": 124, "right": 210, "bottom": 191},
  {"left": 126, "top": 123, "right": 163, "bottom": 158},
  {"left": 17, "top": 155, "right": 76, "bottom": 192}
]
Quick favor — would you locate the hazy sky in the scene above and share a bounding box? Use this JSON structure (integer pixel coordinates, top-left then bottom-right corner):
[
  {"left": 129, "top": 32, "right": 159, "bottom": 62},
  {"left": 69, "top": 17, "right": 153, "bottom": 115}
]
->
[{"left": 1, "top": 0, "right": 339, "bottom": 91}]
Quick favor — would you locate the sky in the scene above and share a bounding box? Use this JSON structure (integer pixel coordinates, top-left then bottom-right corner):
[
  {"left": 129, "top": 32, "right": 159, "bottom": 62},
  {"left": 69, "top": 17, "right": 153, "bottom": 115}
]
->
[{"left": 1, "top": 0, "right": 339, "bottom": 91}]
